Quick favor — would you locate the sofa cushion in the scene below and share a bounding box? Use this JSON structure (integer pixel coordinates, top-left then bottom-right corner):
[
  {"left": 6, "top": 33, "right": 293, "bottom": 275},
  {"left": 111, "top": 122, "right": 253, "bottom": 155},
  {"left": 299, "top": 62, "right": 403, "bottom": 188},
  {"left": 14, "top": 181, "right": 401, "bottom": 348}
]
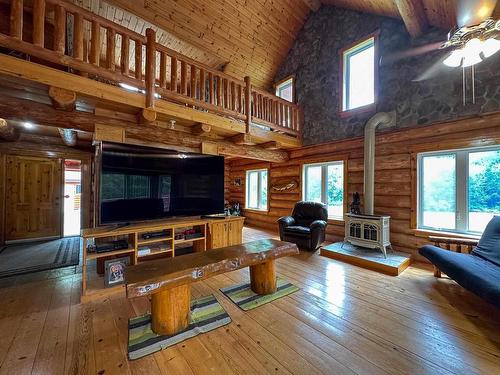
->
[
  {"left": 472, "top": 216, "right": 500, "bottom": 267},
  {"left": 419, "top": 245, "right": 500, "bottom": 309},
  {"left": 284, "top": 226, "right": 311, "bottom": 236}
]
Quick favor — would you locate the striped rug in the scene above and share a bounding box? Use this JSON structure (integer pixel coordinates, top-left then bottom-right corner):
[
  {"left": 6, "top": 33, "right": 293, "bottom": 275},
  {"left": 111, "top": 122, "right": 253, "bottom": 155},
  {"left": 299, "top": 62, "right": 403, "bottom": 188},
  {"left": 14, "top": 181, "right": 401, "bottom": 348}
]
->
[
  {"left": 220, "top": 277, "right": 299, "bottom": 311},
  {"left": 128, "top": 294, "right": 231, "bottom": 360}
]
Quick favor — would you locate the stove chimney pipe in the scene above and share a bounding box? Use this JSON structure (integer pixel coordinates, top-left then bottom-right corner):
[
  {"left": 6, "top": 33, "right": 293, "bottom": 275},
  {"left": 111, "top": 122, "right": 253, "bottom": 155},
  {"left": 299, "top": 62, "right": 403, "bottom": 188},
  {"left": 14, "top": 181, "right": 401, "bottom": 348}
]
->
[{"left": 364, "top": 112, "right": 396, "bottom": 215}]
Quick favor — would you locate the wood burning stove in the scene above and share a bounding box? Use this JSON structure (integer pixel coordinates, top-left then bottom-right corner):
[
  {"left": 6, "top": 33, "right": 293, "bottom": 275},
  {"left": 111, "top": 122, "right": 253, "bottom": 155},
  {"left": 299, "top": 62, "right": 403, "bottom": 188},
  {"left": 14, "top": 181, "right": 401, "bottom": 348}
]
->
[{"left": 344, "top": 213, "right": 391, "bottom": 258}]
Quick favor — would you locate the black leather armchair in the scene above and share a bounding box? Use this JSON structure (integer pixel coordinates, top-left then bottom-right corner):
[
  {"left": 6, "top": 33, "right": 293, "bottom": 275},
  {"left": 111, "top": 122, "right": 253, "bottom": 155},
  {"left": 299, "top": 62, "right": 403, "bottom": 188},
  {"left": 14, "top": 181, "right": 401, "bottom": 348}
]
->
[{"left": 278, "top": 201, "right": 328, "bottom": 251}]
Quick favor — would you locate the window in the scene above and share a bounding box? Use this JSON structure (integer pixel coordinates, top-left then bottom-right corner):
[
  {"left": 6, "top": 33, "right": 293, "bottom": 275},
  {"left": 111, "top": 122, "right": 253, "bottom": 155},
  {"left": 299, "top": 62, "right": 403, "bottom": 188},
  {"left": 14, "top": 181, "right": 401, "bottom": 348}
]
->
[
  {"left": 303, "top": 161, "right": 345, "bottom": 219},
  {"left": 275, "top": 76, "right": 294, "bottom": 102},
  {"left": 417, "top": 146, "right": 500, "bottom": 234},
  {"left": 341, "top": 36, "right": 376, "bottom": 112},
  {"left": 246, "top": 169, "right": 268, "bottom": 210}
]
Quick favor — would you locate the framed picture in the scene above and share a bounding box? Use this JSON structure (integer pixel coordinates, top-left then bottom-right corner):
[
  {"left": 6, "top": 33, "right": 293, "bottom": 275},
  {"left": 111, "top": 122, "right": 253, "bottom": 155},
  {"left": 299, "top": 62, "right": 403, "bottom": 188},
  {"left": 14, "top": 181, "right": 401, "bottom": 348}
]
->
[{"left": 104, "top": 256, "right": 130, "bottom": 287}]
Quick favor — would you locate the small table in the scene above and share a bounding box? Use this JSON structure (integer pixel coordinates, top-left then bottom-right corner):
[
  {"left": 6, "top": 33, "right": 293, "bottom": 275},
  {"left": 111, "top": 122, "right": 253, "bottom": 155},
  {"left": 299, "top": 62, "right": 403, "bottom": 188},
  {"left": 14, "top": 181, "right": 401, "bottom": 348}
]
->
[{"left": 125, "top": 239, "right": 299, "bottom": 335}]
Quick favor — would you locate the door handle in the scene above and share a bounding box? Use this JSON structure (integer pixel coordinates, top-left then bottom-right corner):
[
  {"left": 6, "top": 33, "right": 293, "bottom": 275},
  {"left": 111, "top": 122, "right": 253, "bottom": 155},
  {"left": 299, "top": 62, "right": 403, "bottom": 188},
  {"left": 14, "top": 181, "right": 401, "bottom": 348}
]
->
[{"left": 64, "top": 195, "right": 70, "bottom": 198}]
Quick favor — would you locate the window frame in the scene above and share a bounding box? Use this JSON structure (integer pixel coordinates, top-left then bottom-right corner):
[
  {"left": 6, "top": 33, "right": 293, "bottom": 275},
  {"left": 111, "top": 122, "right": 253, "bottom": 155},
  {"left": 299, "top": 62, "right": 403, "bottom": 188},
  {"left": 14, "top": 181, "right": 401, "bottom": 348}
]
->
[
  {"left": 274, "top": 75, "right": 295, "bottom": 103},
  {"left": 416, "top": 145, "right": 500, "bottom": 235},
  {"left": 302, "top": 159, "right": 347, "bottom": 221},
  {"left": 339, "top": 32, "right": 379, "bottom": 117},
  {"left": 245, "top": 169, "right": 269, "bottom": 211}
]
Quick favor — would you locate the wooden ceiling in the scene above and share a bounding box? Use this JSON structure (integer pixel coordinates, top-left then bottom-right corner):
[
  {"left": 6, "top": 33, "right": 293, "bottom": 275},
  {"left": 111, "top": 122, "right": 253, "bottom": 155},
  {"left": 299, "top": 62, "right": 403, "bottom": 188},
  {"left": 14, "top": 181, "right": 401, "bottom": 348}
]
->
[
  {"left": 68, "top": 0, "right": 500, "bottom": 89},
  {"left": 322, "top": 0, "right": 500, "bottom": 28}
]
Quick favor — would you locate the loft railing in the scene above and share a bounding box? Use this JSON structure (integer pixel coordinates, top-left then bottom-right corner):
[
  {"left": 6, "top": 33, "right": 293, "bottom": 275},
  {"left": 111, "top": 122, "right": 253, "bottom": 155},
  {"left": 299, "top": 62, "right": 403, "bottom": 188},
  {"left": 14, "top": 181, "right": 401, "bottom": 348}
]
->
[{"left": 0, "top": 0, "right": 302, "bottom": 138}]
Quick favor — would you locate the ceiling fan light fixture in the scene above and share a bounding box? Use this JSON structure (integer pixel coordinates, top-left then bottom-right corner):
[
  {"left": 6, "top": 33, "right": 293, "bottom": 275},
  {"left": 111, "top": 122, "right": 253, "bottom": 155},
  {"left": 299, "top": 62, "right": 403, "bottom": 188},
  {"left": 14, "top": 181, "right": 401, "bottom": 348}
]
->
[
  {"left": 461, "top": 38, "right": 484, "bottom": 67},
  {"left": 443, "top": 49, "right": 464, "bottom": 67},
  {"left": 482, "top": 37, "right": 500, "bottom": 57}
]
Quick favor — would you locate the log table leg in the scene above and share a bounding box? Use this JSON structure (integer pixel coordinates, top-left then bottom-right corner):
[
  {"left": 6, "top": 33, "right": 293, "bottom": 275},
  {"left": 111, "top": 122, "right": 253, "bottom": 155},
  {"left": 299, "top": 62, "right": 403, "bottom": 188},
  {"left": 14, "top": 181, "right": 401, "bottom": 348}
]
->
[
  {"left": 250, "top": 260, "right": 277, "bottom": 295},
  {"left": 151, "top": 284, "right": 191, "bottom": 335}
]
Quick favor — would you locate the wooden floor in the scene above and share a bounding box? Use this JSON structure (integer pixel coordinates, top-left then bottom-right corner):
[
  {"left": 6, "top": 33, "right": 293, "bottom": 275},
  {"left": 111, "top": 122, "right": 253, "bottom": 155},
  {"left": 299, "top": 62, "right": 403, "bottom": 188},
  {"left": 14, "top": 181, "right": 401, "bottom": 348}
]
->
[{"left": 0, "top": 227, "right": 499, "bottom": 375}]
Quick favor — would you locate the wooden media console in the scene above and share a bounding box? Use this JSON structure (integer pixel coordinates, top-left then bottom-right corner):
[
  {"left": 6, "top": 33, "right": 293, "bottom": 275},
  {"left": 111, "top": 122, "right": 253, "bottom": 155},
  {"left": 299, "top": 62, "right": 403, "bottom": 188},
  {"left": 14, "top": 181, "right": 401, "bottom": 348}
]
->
[{"left": 80, "top": 216, "right": 245, "bottom": 302}]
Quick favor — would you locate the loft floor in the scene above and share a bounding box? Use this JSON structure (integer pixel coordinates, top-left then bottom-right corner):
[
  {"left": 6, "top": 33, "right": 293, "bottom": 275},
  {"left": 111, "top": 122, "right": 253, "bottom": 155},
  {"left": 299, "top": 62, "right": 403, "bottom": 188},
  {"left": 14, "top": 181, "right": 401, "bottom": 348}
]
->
[{"left": 0, "top": 227, "right": 499, "bottom": 375}]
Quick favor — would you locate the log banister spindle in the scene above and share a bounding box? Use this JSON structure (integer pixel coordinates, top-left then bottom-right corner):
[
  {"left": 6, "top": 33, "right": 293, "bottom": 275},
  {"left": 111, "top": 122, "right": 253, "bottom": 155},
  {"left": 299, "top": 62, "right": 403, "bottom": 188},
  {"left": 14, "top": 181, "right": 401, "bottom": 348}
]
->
[
  {"left": 180, "top": 61, "right": 187, "bottom": 95},
  {"left": 208, "top": 72, "right": 214, "bottom": 104},
  {"left": 106, "top": 28, "right": 116, "bottom": 70},
  {"left": 200, "top": 69, "right": 206, "bottom": 102},
  {"left": 121, "top": 34, "right": 130, "bottom": 76},
  {"left": 216, "top": 76, "right": 222, "bottom": 106},
  {"left": 10, "top": 0, "right": 23, "bottom": 39},
  {"left": 144, "top": 28, "right": 156, "bottom": 109},
  {"left": 33, "top": 0, "right": 45, "bottom": 47},
  {"left": 53, "top": 5, "right": 66, "bottom": 54},
  {"left": 134, "top": 39, "right": 142, "bottom": 80},
  {"left": 244, "top": 76, "right": 251, "bottom": 132},
  {"left": 73, "top": 12, "right": 83, "bottom": 60},
  {"left": 90, "top": 21, "right": 100, "bottom": 66},
  {"left": 159, "top": 51, "right": 167, "bottom": 88},
  {"left": 170, "top": 56, "right": 177, "bottom": 92},
  {"left": 190, "top": 64, "right": 196, "bottom": 98}
]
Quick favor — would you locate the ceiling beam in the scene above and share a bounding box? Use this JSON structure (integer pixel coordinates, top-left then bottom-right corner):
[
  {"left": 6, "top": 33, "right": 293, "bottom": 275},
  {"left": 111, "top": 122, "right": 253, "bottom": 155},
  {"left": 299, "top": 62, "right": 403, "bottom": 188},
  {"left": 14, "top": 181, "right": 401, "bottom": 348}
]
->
[
  {"left": 49, "top": 86, "right": 76, "bottom": 111},
  {"left": 302, "top": 0, "right": 321, "bottom": 11},
  {"left": 394, "top": 0, "right": 429, "bottom": 38}
]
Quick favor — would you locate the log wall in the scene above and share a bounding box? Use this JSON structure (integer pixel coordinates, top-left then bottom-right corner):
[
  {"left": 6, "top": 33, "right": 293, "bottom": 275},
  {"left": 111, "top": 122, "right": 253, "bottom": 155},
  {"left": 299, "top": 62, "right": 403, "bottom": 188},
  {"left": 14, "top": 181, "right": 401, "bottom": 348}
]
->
[{"left": 227, "top": 113, "right": 500, "bottom": 260}]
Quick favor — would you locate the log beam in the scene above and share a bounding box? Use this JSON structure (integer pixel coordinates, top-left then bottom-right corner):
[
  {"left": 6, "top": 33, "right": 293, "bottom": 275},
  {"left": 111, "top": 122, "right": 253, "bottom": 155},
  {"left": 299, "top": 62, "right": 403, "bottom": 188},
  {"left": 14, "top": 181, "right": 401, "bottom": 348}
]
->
[
  {"left": 0, "top": 118, "right": 20, "bottom": 141},
  {"left": 138, "top": 107, "right": 157, "bottom": 123},
  {"left": 58, "top": 128, "right": 77, "bottom": 146},
  {"left": 261, "top": 141, "right": 282, "bottom": 150},
  {"left": 394, "top": 0, "right": 428, "bottom": 38},
  {"left": 48, "top": 87, "right": 76, "bottom": 111},
  {"left": 192, "top": 123, "right": 211, "bottom": 135},
  {"left": 231, "top": 133, "right": 257, "bottom": 146}
]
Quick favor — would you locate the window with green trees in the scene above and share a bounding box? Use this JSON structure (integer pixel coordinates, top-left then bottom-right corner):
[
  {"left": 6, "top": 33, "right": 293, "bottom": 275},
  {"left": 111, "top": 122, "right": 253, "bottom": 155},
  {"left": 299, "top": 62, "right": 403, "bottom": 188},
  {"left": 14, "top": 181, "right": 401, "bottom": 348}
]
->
[
  {"left": 303, "top": 161, "right": 344, "bottom": 219},
  {"left": 418, "top": 146, "right": 499, "bottom": 234},
  {"left": 246, "top": 169, "right": 268, "bottom": 210}
]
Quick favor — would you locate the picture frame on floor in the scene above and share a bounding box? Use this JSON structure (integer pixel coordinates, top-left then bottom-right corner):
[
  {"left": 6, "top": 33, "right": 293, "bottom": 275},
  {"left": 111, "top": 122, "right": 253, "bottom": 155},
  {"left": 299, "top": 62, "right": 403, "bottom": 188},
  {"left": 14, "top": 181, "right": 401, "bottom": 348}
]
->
[{"left": 104, "top": 257, "right": 130, "bottom": 287}]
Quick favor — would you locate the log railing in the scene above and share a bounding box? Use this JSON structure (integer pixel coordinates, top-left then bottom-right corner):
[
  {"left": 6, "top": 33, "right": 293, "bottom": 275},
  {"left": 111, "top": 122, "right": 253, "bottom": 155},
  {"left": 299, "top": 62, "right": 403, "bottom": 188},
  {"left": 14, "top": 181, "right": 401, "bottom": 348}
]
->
[{"left": 1, "top": 0, "right": 302, "bottom": 138}]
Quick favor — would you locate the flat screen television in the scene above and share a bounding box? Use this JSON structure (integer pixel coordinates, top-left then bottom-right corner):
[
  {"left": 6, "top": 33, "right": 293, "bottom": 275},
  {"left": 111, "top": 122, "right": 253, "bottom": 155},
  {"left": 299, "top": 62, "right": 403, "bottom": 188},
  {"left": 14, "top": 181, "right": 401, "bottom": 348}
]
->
[{"left": 99, "top": 142, "right": 225, "bottom": 224}]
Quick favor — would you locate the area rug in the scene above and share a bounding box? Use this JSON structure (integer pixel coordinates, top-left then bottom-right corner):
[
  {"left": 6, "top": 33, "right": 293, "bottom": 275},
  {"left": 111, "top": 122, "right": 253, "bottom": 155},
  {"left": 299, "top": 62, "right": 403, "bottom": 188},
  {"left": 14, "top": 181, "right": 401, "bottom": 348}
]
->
[
  {"left": 128, "top": 294, "right": 231, "bottom": 360},
  {"left": 0, "top": 237, "right": 80, "bottom": 278},
  {"left": 220, "top": 277, "right": 299, "bottom": 311}
]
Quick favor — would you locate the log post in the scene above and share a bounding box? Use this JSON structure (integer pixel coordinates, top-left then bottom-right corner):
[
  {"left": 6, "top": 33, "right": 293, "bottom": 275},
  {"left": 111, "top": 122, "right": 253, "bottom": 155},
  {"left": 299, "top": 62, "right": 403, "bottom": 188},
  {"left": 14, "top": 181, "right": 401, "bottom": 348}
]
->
[
  {"left": 250, "top": 260, "right": 277, "bottom": 295},
  {"left": 144, "top": 28, "right": 156, "bottom": 110},
  {"left": 121, "top": 35, "right": 130, "bottom": 76},
  {"left": 10, "top": 0, "right": 23, "bottom": 39},
  {"left": 151, "top": 284, "right": 191, "bottom": 335},
  {"left": 244, "top": 76, "right": 251, "bottom": 133},
  {"left": 33, "top": 0, "right": 45, "bottom": 47},
  {"left": 0, "top": 118, "right": 20, "bottom": 142}
]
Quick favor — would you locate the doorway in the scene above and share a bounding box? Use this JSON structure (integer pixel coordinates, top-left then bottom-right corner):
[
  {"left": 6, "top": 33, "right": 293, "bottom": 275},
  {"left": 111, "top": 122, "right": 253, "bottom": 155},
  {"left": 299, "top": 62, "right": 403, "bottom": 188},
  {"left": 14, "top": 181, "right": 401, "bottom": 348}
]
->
[{"left": 63, "top": 160, "right": 82, "bottom": 237}]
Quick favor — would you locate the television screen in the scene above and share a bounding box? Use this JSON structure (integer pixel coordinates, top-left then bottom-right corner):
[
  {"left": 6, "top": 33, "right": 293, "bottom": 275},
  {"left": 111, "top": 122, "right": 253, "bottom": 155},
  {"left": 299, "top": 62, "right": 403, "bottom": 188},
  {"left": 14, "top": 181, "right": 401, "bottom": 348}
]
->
[{"left": 99, "top": 142, "right": 225, "bottom": 224}]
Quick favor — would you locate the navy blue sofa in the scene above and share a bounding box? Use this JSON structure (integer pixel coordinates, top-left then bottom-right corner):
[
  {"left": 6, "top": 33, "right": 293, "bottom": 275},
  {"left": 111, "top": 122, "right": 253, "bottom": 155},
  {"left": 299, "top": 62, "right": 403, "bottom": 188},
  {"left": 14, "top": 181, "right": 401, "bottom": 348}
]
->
[{"left": 419, "top": 216, "right": 500, "bottom": 309}]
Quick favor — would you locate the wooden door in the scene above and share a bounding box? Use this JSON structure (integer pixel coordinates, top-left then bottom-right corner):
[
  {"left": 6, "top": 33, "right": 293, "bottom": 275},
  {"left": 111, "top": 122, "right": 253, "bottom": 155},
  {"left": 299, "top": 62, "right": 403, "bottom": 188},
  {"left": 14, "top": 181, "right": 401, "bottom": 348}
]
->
[
  {"left": 227, "top": 220, "right": 243, "bottom": 246},
  {"left": 209, "top": 222, "right": 228, "bottom": 249},
  {"left": 5, "top": 155, "right": 63, "bottom": 241}
]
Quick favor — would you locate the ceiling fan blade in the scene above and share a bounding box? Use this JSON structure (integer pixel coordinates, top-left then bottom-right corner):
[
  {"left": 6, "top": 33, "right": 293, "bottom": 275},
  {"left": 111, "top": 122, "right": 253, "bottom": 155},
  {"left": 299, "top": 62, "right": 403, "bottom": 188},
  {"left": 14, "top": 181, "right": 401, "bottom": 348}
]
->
[
  {"left": 380, "top": 41, "right": 444, "bottom": 66},
  {"left": 456, "top": 0, "right": 498, "bottom": 27},
  {"left": 412, "top": 53, "right": 456, "bottom": 82}
]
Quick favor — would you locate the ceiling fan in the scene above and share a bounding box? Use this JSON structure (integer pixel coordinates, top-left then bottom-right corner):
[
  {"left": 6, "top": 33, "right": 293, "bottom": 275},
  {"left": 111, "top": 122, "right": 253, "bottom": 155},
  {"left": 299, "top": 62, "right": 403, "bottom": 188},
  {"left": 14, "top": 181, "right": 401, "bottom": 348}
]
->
[{"left": 381, "top": 0, "right": 500, "bottom": 101}]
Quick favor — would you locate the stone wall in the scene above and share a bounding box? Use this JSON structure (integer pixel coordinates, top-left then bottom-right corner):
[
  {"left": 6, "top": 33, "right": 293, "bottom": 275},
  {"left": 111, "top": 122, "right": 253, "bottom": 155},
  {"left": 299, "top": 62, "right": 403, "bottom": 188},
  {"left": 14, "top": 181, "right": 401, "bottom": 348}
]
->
[{"left": 275, "top": 6, "right": 500, "bottom": 145}]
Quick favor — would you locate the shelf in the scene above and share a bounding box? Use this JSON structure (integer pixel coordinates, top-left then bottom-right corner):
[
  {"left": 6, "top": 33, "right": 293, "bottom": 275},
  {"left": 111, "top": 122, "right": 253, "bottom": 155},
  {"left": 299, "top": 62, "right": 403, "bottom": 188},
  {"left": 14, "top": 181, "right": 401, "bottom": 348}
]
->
[
  {"left": 137, "top": 236, "right": 173, "bottom": 245},
  {"left": 174, "top": 237, "right": 205, "bottom": 245},
  {"left": 138, "top": 248, "right": 173, "bottom": 258},
  {"left": 86, "top": 248, "right": 135, "bottom": 260}
]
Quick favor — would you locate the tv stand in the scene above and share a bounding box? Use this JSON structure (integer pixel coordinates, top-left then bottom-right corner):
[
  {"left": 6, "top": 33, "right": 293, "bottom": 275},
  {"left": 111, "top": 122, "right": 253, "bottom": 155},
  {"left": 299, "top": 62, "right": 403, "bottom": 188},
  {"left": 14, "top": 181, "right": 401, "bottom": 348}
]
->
[{"left": 80, "top": 216, "right": 245, "bottom": 302}]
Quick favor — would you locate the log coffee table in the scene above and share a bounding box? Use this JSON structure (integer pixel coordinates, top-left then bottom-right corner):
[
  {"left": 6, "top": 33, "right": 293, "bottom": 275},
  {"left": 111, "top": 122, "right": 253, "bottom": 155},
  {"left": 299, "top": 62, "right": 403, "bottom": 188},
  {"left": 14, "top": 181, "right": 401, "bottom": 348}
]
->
[{"left": 125, "top": 239, "right": 299, "bottom": 336}]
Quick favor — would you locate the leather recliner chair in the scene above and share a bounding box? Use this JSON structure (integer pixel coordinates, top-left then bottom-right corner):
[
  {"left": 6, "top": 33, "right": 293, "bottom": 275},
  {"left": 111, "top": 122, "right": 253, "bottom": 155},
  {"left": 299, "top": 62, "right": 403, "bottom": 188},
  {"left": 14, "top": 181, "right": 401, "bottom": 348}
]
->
[{"left": 278, "top": 201, "right": 328, "bottom": 251}]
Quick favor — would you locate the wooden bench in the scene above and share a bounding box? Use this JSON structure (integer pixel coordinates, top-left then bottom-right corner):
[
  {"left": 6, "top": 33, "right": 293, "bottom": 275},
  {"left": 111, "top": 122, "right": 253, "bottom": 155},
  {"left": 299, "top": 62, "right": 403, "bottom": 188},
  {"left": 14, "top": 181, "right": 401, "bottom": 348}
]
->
[{"left": 125, "top": 239, "right": 299, "bottom": 335}]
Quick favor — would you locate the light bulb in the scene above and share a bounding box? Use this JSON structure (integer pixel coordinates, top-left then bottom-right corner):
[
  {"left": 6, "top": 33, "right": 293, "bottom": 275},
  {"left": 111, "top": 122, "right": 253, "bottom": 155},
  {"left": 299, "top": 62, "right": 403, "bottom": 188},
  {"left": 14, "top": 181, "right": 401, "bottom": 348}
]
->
[
  {"left": 482, "top": 38, "right": 500, "bottom": 58},
  {"left": 443, "top": 49, "right": 464, "bottom": 67}
]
